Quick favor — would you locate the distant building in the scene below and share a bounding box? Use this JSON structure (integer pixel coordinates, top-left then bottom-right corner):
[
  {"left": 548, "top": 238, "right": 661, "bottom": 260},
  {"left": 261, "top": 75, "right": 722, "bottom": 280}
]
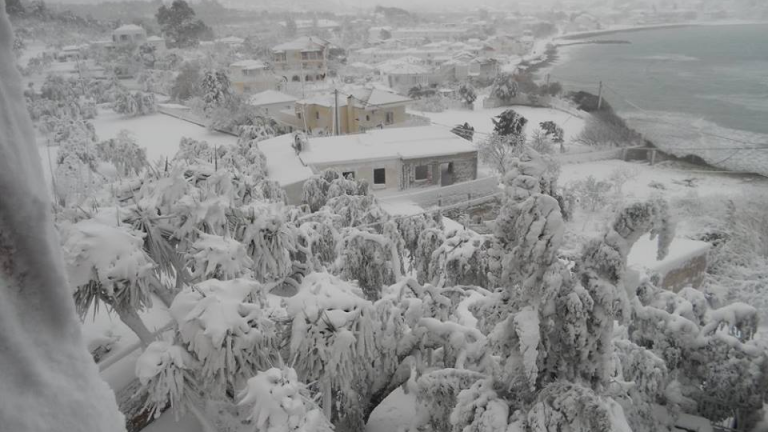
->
[
  {"left": 228, "top": 60, "right": 282, "bottom": 94},
  {"left": 258, "top": 126, "right": 479, "bottom": 203},
  {"left": 247, "top": 90, "right": 297, "bottom": 116},
  {"left": 55, "top": 45, "right": 86, "bottom": 62},
  {"left": 271, "top": 36, "right": 330, "bottom": 85},
  {"left": 215, "top": 36, "right": 245, "bottom": 47},
  {"left": 112, "top": 24, "right": 147, "bottom": 45},
  {"left": 376, "top": 58, "right": 436, "bottom": 93},
  {"left": 281, "top": 88, "right": 416, "bottom": 135},
  {"left": 390, "top": 26, "right": 470, "bottom": 45},
  {"left": 484, "top": 34, "right": 533, "bottom": 56},
  {"left": 145, "top": 36, "right": 167, "bottom": 52}
]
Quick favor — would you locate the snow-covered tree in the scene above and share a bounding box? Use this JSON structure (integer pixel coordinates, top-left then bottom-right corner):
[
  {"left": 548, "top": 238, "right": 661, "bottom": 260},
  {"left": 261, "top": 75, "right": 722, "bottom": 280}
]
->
[
  {"left": 63, "top": 219, "right": 159, "bottom": 346},
  {"left": 113, "top": 89, "right": 157, "bottom": 117},
  {"left": 429, "top": 228, "right": 494, "bottom": 288},
  {"left": 170, "top": 278, "right": 278, "bottom": 391},
  {"left": 201, "top": 70, "right": 231, "bottom": 113},
  {"left": 492, "top": 109, "right": 528, "bottom": 138},
  {"left": 491, "top": 73, "right": 519, "bottom": 103},
  {"left": 239, "top": 367, "right": 333, "bottom": 432},
  {"left": 96, "top": 129, "right": 148, "bottom": 177},
  {"left": 458, "top": 83, "right": 477, "bottom": 108},
  {"left": 336, "top": 228, "right": 398, "bottom": 301},
  {"left": 477, "top": 133, "right": 523, "bottom": 176},
  {"left": 539, "top": 121, "right": 564, "bottom": 144}
]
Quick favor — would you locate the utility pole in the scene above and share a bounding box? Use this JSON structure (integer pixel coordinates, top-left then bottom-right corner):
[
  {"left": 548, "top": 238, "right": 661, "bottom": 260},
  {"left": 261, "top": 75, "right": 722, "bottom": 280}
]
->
[
  {"left": 334, "top": 88, "right": 340, "bottom": 136},
  {"left": 597, "top": 81, "right": 604, "bottom": 110}
]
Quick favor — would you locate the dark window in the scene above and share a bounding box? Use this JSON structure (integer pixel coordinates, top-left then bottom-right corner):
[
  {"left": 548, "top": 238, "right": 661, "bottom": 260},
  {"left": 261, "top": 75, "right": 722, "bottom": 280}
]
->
[
  {"left": 315, "top": 111, "right": 320, "bottom": 120},
  {"left": 373, "top": 168, "right": 386, "bottom": 185},
  {"left": 342, "top": 171, "right": 355, "bottom": 179},
  {"left": 365, "top": 114, "right": 370, "bottom": 121},
  {"left": 415, "top": 165, "right": 428, "bottom": 181},
  {"left": 385, "top": 111, "right": 394, "bottom": 124},
  {"left": 292, "top": 75, "right": 300, "bottom": 82},
  {"left": 297, "top": 112, "right": 302, "bottom": 119}
]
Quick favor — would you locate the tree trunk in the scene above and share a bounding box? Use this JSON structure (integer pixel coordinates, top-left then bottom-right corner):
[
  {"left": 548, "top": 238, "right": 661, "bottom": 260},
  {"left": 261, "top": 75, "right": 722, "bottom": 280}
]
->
[{"left": 114, "top": 305, "right": 155, "bottom": 347}]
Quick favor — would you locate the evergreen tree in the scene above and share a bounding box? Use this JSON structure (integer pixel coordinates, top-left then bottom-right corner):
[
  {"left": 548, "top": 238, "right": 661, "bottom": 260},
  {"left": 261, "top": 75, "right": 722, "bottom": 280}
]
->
[
  {"left": 451, "top": 122, "right": 475, "bottom": 142},
  {"left": 492, "top": 109, "right": 528, "bottom": 138},
  {"left": 156, "top": 0, "right": 212, "bottom": 48}
]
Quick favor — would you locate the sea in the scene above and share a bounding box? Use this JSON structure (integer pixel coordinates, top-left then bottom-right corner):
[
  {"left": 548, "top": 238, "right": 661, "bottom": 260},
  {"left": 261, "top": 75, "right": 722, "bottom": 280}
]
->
[{"left": 546, "top": 23, "right": 768, "bottom": 170}]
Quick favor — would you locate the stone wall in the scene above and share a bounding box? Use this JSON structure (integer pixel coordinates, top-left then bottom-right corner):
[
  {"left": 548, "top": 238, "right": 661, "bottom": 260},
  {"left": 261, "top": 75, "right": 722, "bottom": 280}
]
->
[
  {"left": 400, "top": 152, "right": 477, "bottom": 190},
  {"left": 661, "top": 253, "right": 708, "bottom": 292}
]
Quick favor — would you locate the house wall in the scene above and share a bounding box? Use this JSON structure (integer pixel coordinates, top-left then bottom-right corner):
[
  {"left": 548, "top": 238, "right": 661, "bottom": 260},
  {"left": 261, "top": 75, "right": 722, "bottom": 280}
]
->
[
  {"left": 230, "top": 67, "right": 279, "bottom": 94},
  {"left": 400, "top": 151, "right": 478, "bottom": 190},
  {"left": 297, "top": 103, "right": 406, "bottom": 135},
  {"left": 273, "top": 48, "right": 328, "bottom": 82},
  {"left": 312, "top": 159, "right": 400, "bottom": 190},
  {"left": 660, "top": 253, "right": 709, "bottom": 292},
  {"left": 346, "top": 105, "right": 407, "bottom": 133}
]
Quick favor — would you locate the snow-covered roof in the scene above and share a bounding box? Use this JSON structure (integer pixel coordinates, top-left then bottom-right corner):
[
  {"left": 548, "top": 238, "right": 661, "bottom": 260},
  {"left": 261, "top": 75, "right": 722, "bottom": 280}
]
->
[
  {"left": 297, "top": 88, "right": 411, "bottom": 109},
  {"left": 230, "top": 60, "right": 267, "bottom": 70},
  {"left": 113, "top": 24, "right": 145, "bottom": 34},
  {"left": 628, "top": 235, "right": 710, "bottom": 276},
  {"left": 377, "top": 61, "right": 431, "bottom": 75},
  {"left": 248, "top": 90, "right": 297, "bottom": 107},
  {"left": 217, "top": 36, "right": 245, "bottom": 44},
  {"left": 272, "top": 36, "right": 329, "bottom": 53},
  {"left": 350, "top": 88, "right": 412, "bottom": 107},
  {"left": 296, "top": 126, "right": 476, "bottom": 166},
  {"left": 258, "top": 135, "right": 314, "bottom": 186}
]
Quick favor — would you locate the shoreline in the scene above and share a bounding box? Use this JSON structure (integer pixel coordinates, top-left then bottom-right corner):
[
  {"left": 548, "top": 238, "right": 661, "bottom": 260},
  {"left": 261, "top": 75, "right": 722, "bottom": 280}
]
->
[{"left": 556, "top": 19, "right": 768, "bottom": 41}]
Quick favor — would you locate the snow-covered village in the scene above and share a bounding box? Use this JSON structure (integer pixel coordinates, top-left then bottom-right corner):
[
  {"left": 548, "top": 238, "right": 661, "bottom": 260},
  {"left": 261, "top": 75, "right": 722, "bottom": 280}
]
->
[{"left": 2, "top": 0, "right": 768, "bottom": 431}]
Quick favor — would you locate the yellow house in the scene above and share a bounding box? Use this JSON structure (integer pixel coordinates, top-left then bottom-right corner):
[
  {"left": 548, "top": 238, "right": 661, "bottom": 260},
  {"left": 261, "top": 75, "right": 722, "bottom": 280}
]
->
[
  {"left": 291, "top": 88, "right": 414, "bottom": 135},
  {"left": 271, "top": 36, "right": 330, "bottom": 85}
]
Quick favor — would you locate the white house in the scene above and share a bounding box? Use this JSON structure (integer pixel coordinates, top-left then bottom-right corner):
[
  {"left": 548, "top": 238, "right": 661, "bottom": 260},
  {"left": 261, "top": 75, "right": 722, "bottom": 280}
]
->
[
  {"left": 228, "top": 60, "right": 282, "bottom": 94},
  {"left": 377, "top": 58, "right": 435, "bottom": 93},
  {"left": 247, "top": 90, "right": 297, "bottom": 116},
  {"left": 145, "top": 36, "right": 167, "bottom": 52},
  {"left": 112, "top": 24, "right": 147, "bottom": 45},
  {"left": 258, "top": 126, "right": 478, "bottom": 204}
]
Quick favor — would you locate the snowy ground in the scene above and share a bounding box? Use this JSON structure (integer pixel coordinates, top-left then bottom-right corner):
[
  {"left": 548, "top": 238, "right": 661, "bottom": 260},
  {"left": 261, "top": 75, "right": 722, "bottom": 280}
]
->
[
  {"left": 558, "top": 158, "right": 768, "bottom": 237},
  {"left": 411, "top": 105, "right": 587, "bottom": 145},
  {"left": 91, "top": 109, "right": 237, "bottom": 163}
]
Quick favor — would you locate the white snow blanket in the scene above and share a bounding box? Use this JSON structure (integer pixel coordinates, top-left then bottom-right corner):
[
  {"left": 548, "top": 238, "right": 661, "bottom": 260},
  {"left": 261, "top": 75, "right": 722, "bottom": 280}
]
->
[{"left": 0, "top": 7, "right": 125, "bottom": 431}]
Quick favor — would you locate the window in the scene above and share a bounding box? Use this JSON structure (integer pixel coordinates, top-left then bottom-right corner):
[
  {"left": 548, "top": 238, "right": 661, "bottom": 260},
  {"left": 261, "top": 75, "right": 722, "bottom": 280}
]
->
[
  {"left": 342, "top": 171, "right": 355, "bottom": 180},
  {"left": 120, "top": 34, "right": 128, "bottom": 41},
  {"left": 265, "top": 108, "right": 269, "bottom": 114},
  {"left": 415, "top": 165, "right": 429, "bottom": 181},
  {"left": 373, "top": 168, "right": 386, "bottom": 185},
  {"left": 292, "top": 75, "right": 300, "bottom": 82},
  {"left": 365, "top": 115, "right": 370, "bottom": 121},
  {"left": 301, "top": 52, "right": 309, "bottom": 60},
  {"left": 385, "top": 111, "right": 394, "bottom": 124},
  {"left": 297, "top": 112, "right": 302, "bottom": 119},
  {"left": 315, "top": 111, "right": 320, "bottom": 120}
]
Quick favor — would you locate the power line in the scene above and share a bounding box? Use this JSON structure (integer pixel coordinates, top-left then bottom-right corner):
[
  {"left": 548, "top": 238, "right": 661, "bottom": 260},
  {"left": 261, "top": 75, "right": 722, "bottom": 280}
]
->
[{"left": 546, "top": 74, "right": 768, "bottom": 148}]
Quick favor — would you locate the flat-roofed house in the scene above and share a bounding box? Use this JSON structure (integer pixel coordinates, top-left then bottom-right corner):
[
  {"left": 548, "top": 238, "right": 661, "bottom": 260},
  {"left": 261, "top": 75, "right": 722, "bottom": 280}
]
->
[
  {"left": 112, "top": 24, "right": 147, "bottom": 45},
  {"left": 258, "top": 126, "right": 478, "bottom": 203}
]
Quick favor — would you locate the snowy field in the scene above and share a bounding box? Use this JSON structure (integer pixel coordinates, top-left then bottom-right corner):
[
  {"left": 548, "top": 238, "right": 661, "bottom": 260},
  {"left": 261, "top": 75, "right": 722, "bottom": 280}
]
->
[
  {"left": 91, "top": 109, "right": 237, "bottom": 162},
  {"left": 412, "top": 105, "right": 587, "bottom": 144}
]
